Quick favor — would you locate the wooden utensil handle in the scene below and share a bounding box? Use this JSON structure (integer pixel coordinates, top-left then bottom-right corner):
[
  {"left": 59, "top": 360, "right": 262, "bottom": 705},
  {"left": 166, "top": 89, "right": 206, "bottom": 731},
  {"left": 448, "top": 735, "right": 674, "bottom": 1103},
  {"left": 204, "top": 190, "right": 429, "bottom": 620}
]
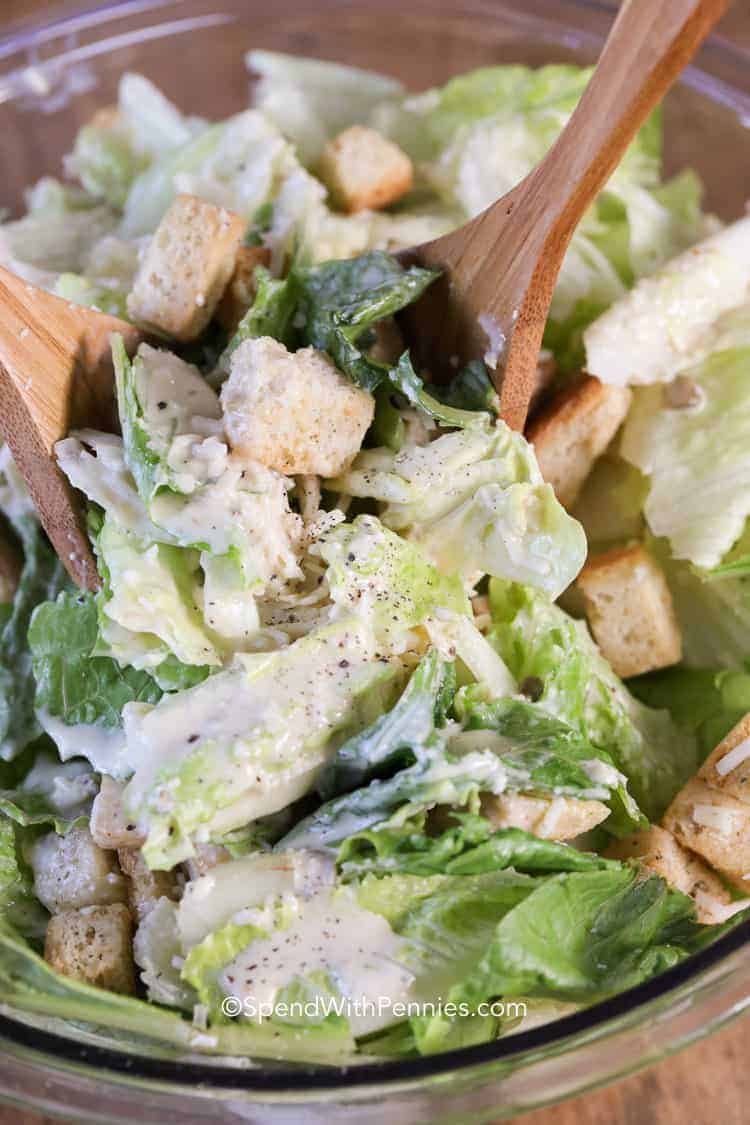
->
[{"left": 526, "top": 0, "right": 729, "bottom": 245}]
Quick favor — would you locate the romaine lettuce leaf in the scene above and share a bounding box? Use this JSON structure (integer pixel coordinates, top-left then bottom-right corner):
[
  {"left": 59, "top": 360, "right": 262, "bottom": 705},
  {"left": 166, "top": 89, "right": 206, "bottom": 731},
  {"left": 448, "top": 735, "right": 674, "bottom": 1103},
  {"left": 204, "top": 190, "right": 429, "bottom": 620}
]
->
[
  {"left": 0, "top": 821, "right": 47, "bottom": 939},
  {"left": 247, "top": 50, "right": 404, "bottom": 166},
  {"left": 338, "top": 813, "right": 615, "bottom": 880},
  {"left": 0, "top": 917, "right": 353, "bottom": 1063},
  {"left": 113, "top": 338, "right": 223, "bottom": 504},
  {"left": 123, "top": 618, "right": 398, "bottom": 868},
  {"left": 488, "top": 580, "right": 696, "bottom": 819},
  {"left": 0, "top": 520, "right": 69, "bottom": 761},
  {"left": 0, "top": 750, "right": 95, "bottom": 835},
  {"left": 121, "top": 110, "right": 293, "bottom": 237},
  {"left": 94, "top": 515, "right": 222, "bottom": 669},
  {"left": 586, "top": 218, "right": 750, "bottom": 387},
  {"left": 332, "top": 427, "right": 586, "bottom": 597},
  {"left": 316, "top": 515, "right": 469, "bottom": 652},
  {"left": 29, "top": 591, "right": 163, "bottom": 728},
  {"left": 621, "top": 339, "right": 750, "bottom": 569},
  {"left": 318, "top": 649, "right": 455, "bottom": 800},
  {"left": 629, "top": 664, "right": 750, "bottom": 758}
]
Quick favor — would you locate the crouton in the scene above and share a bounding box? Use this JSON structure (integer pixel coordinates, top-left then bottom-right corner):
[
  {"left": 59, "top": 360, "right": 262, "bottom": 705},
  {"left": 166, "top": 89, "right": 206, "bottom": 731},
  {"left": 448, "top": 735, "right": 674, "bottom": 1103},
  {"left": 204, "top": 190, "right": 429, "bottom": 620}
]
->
[
  {"left": 480, "top": 793, "right": 609, "bottom": 841},
  {"left": 90, "top": 777, "right": 145, "bottom": 850},
  {"left": 576, "top": 543, "right": 682, "bottom": 678},
  {"left": 319, "top": 126, "right": 413, "bottom": 214},
  {"left": 605, "top": 825, "right": 732, "bottom": 924},
  {"left": 215, "top": 244, "right": 272, "bottom": 335},
  {"left": 698, "top": 712, "right": 750, "bottom": 805},
  {"left": 29, "top": 827, "right": 127, "bottom": 914},
  {"left": 663, "top": 777, "right": 750, "bottom": 892},
  {"left": 117, "top": 848, "right": 178, "bottom": 923},
  {"left": 127, "top": 194, "right": 245, "bottom": 341},
  {"left": 527, "top": 374, "right": 632, "bottom": 508},
  {"left": 221, "top": 336, "right": 375, "bottom": 477},
  {"left": 45, "top": 904, "right": 135, "bottom": 994}
]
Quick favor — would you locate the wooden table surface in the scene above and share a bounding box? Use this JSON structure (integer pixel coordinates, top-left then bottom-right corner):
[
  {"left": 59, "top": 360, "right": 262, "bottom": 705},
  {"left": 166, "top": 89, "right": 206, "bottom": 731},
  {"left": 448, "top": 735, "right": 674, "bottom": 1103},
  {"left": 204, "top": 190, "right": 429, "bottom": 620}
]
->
[{"left": 2, "top": 0, "right": 750, "bottom": 1123}]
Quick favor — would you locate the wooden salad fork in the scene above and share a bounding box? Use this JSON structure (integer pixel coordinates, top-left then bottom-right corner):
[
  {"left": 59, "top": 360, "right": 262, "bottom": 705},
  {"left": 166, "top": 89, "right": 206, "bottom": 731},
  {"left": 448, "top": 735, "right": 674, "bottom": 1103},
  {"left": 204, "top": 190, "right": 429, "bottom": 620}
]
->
[
  {"left": 0, "top": 0, "right": 727, "bottom": 590},
  {"left": 0, "top": 265, "right": 140, "bottom": 589},
  {"left": 400, "top": 0, "right": 728, "bottom": 429}
]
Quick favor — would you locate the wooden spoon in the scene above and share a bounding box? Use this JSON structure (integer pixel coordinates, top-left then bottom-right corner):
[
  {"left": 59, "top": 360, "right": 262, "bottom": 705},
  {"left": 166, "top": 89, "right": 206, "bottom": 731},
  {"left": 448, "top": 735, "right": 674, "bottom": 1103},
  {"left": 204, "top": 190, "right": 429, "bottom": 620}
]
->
[
  {"left": 399, "top": 0, "right": 728, "bottom": 430},
  {"left": 0, "top": 265, "right": 140, "bottom": 590}
]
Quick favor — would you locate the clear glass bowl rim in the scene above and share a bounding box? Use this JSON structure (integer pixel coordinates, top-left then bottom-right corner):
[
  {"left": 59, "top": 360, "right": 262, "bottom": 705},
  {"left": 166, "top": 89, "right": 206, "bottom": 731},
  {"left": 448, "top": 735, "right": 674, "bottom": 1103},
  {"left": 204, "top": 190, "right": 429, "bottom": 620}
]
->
[{"left": 0, "top": 0, "right": 749, "bottom": 1103}]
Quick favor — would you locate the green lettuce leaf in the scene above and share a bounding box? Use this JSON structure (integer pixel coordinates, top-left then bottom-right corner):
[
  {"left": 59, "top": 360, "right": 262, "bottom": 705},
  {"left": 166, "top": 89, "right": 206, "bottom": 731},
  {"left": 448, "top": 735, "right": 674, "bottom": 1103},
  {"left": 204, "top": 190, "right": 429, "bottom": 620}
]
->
[
  {"left": 28, "top": 591, "right": 163, "bottom": 728},
  {"left": 318, "top": 649, "right": 454, "bottom": 800},
  {"left": 488, "top": 580, "right": 696, "bottom": 819},
  {"left": 621, "top": 337, "right": 750, "bottom": 570},
  {"left": 123, "top": 618, "right": 398, "bottom": 868},
  {"left": 0, "top": 821, "right": 48, "bottom": 939},
  {"left": 0, "top": 917, "right": 353, "bottom": 1063},
  {"left": 332, "top": 427, "right": 586, "bottom": 598},
  {"left": 247, "top": 50, "right": 404, "bottom": 166},
  {"left": 455, "top": 693, "right": 644, "bottom": 832},
  {"left": 0, "top": 520, "right": 69, "bottom": 761},
  {"left": 338, "top": 813, "right": 615, "bottom": 880},
  {"left": 316, "top": 515, "right": 470, "bottom": 652}
]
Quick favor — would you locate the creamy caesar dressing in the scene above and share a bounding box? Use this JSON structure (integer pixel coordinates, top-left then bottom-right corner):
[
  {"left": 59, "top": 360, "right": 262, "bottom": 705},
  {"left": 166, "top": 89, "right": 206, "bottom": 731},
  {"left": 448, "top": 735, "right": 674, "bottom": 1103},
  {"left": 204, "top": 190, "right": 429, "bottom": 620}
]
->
[
  {"left": 122, "top": 619, "right": 395, "bottom": 853},
  {"left": 36, "top": 710, "right": 130, "bottom": 779},
  {"left": 221, "top": 886, "right": 415, "bottom": 1036},
  {"left": 178, "top": 850, "right": 335, "bottom": 949}
]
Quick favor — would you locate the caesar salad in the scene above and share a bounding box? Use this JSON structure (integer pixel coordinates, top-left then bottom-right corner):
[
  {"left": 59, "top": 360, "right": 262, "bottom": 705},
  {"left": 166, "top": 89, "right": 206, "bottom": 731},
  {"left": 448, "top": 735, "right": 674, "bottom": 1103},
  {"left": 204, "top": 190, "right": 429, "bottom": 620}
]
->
[{"left": 0, "top": 52, "right": 749, "bottom": 1065}]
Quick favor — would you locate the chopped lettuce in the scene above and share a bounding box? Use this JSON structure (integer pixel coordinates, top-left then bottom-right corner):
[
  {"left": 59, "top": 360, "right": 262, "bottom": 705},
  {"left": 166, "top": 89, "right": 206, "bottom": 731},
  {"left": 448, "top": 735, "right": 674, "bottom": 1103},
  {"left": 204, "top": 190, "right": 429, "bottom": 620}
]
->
[
  {"left": 0, "top": 917, "right": 353, "bottom": 1063},
  {"left": 332, "top": 427, "right": 586, "bottom": 597},
  {"left": 629, "top": 664, "right": 750, "bottom": 758},
  {"left": 121, "top": 109, "right": 295, "bottom": 238},
  {"left": 316, "top": 515, "right": 469, "bottom": 652},
  {"left": 455, "top": 693, "right": 644, "bottom": 833},
  {"left": 339, "top": 814, "right": 614, "bottom": 880},
  {"left": 621, "top": 336, "right": 750, "bottom": 569},
  {"left": 123, "top": 618, "right": 398, "bottom": 867},
  {"left": 0, "top": 521, "right": 69, "bottom": 761},
  {"left": 29, "top": 591, "right": 163, "bottom": 728},
  {"left": 247, "top": 50, "right": 404, "bottom": 166},
  {"left": 0, "top": 822, "right": 47, "bottom": 939},
  {"left": 296, "top": 251, "right": 440, "bottom": 393},
  {"left": 113, "top": 338, "right": 224, "bottom": 505},
  {"left": 375, "top": 64, "right": 710, "bottom": 370},
  {"left": 488, "top": 580, "right": 696, "bottom": 819},
  {"left": 318, "top": 649, "right": 455, "bottom": 800},
  {"left": 585, "top": 217, "right": 750, "bottom": 387}
]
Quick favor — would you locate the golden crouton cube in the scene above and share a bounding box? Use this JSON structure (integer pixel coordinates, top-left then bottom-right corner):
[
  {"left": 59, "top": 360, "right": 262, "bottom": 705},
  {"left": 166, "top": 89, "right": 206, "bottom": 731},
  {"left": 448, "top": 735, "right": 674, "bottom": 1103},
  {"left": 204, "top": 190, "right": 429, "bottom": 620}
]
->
[
  {"left": 480, "top": 793, "right": 609, "bottom": 841},
  {"left": 45, "top": 904, "right": 135, "bottom": 994},
  {"left": 117, "top": 847, "right": 178, "bottom": 923},
  {"left": 215, "top": 244, "right": 273, "bottom": 335},
  {"left": 29, "top": 827, "right": 127, "bottom": 914},
  {"left": 663, "top": 777, "right": 750, "bottom": 892},
  {"left": 576, "top": 543, "right": 682, "bottom": 678},
  {"left": 605, "top": 825, "right": 732, "bottom": 924},
  {"left": 527, "top": 374, "right": 632, "bottom": 508},
  {"left": 319, "top": 126, "right": 413, "bottom": 214},
  {"left": 221, "top": 336, "right": 374, "bottom": 477},
  {"left": 698, "top": 712, "right": 750, "bottom": 806},
  {"left": 127, "top": 194, "right": 245, "bottom": 341},
  {"left": 90, "top": 777, "right": 145, "bottom": 850}
]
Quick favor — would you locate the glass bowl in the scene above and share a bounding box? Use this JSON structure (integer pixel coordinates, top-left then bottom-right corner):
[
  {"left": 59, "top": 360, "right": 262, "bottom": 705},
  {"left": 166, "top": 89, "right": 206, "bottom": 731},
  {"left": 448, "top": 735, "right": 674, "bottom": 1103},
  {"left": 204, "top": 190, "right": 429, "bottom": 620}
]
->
[{"left": 1, "top": 1, "right": 750, "bottom": 1120}]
